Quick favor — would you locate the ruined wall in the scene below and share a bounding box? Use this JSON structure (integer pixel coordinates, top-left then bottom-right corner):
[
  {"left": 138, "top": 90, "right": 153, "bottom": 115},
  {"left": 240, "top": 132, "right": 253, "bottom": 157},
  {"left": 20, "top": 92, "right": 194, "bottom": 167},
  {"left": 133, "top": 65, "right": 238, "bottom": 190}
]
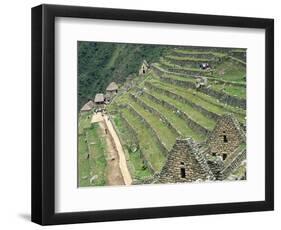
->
[
  {"left": 129, "top": 93, "right": 182, "bottom": 137},
  {"left": 119, "top": 113, "right": 155, "bottom": 173},
  {"left": 165, "top": 56, "right": 218, "bottom": 68},
  {"left": 144, "top": 81, "right": 221, "bottom": 122},
  {"left": 126, "top": 104, "right": 169, "bottom": 155},
  {"left": 207, "top": 115, "right": 245, "bottom": 161},
  {"left": 157, "top": 139, "right": 214, "bottom": 183},
  {"left": 139, "top": 63, "right": 149, "bottom": 75},
  {"left": 151, "top": 65, "right": 246, "bottom": 110}
]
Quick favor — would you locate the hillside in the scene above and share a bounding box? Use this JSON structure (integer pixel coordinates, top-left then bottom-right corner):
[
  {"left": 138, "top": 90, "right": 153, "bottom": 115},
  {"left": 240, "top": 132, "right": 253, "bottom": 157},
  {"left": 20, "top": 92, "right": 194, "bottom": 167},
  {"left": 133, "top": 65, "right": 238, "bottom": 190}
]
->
[
  {"left": 78, "top": 44, "right": 247, "bottom": 186},
  {"left": 78, "top": 41, "right": 167, "bottom": 109}
]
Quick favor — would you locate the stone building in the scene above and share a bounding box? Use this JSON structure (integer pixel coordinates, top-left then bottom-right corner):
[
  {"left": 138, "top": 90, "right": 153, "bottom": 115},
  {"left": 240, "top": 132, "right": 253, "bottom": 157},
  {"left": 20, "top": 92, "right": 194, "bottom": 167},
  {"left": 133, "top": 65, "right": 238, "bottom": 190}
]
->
[
  {"left": 139, "top": 60, "right": 149, "bottom": 75},
  {"left": 80, "top": 100, "right": 94, "bottom": 112},
  {"left": 157, "top": 139, "right": 215, "bottom": 184},
  {"left": 207, "top": 114, "right": 246, "bottom": 162},
  {"left": 155, "top": 114, "right": 246, "bottom": 184}
]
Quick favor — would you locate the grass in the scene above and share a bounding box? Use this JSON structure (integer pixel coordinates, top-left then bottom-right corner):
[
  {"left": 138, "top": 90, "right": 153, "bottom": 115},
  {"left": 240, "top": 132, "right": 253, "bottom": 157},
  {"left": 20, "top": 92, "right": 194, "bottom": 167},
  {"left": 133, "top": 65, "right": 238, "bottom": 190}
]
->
[
  {"left": 116, "top": 92, "right": 178, "bottom": 150},
  {"left": 159, "top": 58, "right": 213, "bottom": 73},
  {"left": 153, "top": 69, "right": 246, "bottom": 100},
  {"left": 128, "top": 99, "right": 177, "bottom": 150},
  {"left": 140, "top": 93, "right": 205, "bottom": 142},
  {"left": 173, "top": 49, "right": 227, "bottom": 58},
  {"left": 112, "top": 114, "right": 152, "bottom": 180},
  {"left": 145, "top": 88, "right": 216, "bottom": 130},
  {"left": 148, "top": 80, "right": 246, "bottom": 123},
  {"left": 211, "top": 83, "right": 246, "bottom": 99},
  {"left": 214, "top": 59, "right": 246, "bottom": 82},
  {"left": 78, "top": 112, "right": 92, "bottom": 135},
  {"left": 121, "top": 108, "right": 166, "bottom": 172},
  {"left": 151, "top": 81, "right": 246, "bottom": 122},
  {"left": 77, "top": 46, "right": 248, "bottom": 187},
  {"left": 166, "top": 55, "right": 211, "bottom": 62},
  {"left": 78, "top": 123, "right": 107, "bottom": 187}
]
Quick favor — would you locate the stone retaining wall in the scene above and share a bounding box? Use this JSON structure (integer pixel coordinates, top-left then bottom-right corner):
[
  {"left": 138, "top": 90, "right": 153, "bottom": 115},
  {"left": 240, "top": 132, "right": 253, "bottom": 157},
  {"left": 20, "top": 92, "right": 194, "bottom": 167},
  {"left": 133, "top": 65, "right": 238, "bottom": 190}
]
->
[
  {"left": 170, "top": 51, "right": 221, "bottom": 59},
  {"left": 159, "top": 62, "right": 213, "bottom": 77},
  {"left": 142, "top": 85, "right": 210, "bottom": 137},
  {"left": 165, "top": 56, "right": 218, "bottom": 68},
  {"left": 129, "top": 93, "right": 182, "bottom": 137},
  {"left": 127, "top": 104, "right": 169, "bottom": 155},
  {"left": 229, "top": 51, "right": 246, "bottom": 62},
  {"left": 119, "top": 113, "right": 155, "bottom": 174},
  {"left": 206, "top": 76, "right": 246, "bottom": 87},
  {"left": 144, "top": 82, "right": 221, "bottom": 122},
  {"left": 152, "top": 66, "right": 246, "bottom": 110},
  {"left": 220, "top": 148, "right": 246, "bottom": 180},
  {"left": 199, "top": 86, "right": 246, "bottom": 110}
]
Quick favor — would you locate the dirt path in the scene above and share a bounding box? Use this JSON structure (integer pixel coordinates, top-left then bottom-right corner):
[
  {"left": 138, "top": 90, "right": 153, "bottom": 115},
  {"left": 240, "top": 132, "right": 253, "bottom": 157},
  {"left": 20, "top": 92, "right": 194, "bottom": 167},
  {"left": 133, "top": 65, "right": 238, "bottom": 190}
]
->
[
  {"left": 99, "top": 121, "right": 125, "bottom": 186},
  {"left": 92, "top": 111, "right": 132, "bottom": 186},
  {"left": 103, "top": 115, "right": 133, "bottom": 185}
]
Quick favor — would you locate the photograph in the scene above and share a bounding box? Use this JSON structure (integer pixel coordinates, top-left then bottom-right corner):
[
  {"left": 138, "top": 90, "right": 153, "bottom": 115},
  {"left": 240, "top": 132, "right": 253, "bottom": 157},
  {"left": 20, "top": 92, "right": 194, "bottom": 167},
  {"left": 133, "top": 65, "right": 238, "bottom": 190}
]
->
[{"left": 77, "top": 42, "right": 247, "bottom": 187}]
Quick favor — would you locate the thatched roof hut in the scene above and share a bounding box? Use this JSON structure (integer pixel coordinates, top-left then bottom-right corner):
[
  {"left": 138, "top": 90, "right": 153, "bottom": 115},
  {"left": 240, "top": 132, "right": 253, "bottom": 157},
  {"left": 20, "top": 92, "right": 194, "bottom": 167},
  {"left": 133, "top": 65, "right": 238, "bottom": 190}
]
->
[
  {"left": 94, "top": 93, "right": 105, "bottom": 104},
  {"left": 106, "top": 82, "right": 118, "bottom": 92},
  {"left": 80, "top": 100, "right": 94, "bottom": 112}
]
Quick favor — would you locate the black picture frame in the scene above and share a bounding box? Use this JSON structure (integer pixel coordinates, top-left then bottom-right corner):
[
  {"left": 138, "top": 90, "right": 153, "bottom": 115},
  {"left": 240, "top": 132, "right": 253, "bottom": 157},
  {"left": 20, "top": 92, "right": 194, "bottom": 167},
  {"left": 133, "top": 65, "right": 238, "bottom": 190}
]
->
[{"left": 31, "top": 4, "right": 274, "bottom": 225}]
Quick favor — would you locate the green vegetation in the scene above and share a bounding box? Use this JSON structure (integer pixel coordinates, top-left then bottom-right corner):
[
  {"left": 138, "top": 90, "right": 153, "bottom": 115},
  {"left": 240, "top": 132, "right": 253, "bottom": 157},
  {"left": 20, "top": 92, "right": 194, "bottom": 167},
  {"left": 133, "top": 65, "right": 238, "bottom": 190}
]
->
[
  {"left": 78, "top": 112, "right": 92, "bottom": 135},
  {"left": 140, "top": 93, "right": 205, "bottom": 141},
  {"left": 147, "top": 89, "right": 216, "bottom": 130},
  {"left": 173, "top": 49, "right": 227, "bottom": 58},
  {"left": 166, "top": 55, "right": 211, "bottom": 62},
  {"left": 152, "top": 68, "right": 246, "bottom": 99},
  {"left": 123, "top": 95, "right": 177, "bottom": 150},
  {"left": 147, "top": 80, "right": 246, "bottom": 123},
  {"left": 159, "top": 58, "right": 213, "bottom": 73},
  {"left": 78, "top": 42, "right": 247, "bottom": 186},
  {"left": 78, "top": 41, "right": 167, "bottom": 109},
  {"left": 112, "top": 114, "right": 152, "bottom": 179},
  {"left": 214, "top": 59, "right": 246, "bottom": 82},
  {"left": 78, "top": 121, "right": 107, "bottom": 187},
  {"left": 121, "top": 108, "right": 166, "bottom": 171}
]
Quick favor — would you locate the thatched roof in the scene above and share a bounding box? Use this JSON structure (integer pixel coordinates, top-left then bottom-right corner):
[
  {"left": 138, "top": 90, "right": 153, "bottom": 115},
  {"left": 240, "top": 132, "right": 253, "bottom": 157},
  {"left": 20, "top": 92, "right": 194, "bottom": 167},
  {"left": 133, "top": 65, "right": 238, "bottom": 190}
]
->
[
  {"left": 94, "top": 93, "right": 104, "bottom": 103},
  {"left": 106, "top": 82, "right": 118, "bottom": 91},
  {"left": 81, "top": 100, "right": 94, "bottom": 112}
]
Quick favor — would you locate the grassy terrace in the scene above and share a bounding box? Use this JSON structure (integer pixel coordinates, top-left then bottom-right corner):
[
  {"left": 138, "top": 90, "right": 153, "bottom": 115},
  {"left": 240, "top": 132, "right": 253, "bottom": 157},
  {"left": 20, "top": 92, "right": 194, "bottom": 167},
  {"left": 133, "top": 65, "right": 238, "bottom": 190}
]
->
[
  {"left": 112, "top": 114, "right": 152, "bottom": 179},
  {"left": 78, "top": 112, "right": 92, "bottom": 135},
  {"left": 173, "top": 49, "right": 227, "bottom": 58},
  {"left": 159, "top": 58, "right": 213, "bottom": 73},
  {"left": 154, "top": 70, "right": 246, "bottom": 99},
  {"left": 78, "top": 122, "right": 107, "bottom": 187},
  {"left": 212, "top": 83, "right": 246, "bottom": 99},
  {"left": 121, "top": 108, "right": 166, "bottom": 171},
  {"left": 214, "top": 59, "right": 246, "bottom": 82},
  {"left": 166, "top": 55, "right": 211, "bottom": 62},
  {"left": 116, "top": 93, "right": 177, "bottom": 150},
  {"left": 229, "top": 56, "right": 246, "bottom": 66},
  {"left": 144, "top": 87, "right": 216, "bottom": 130},
  {"left": 139, "top": 93, "right": 205, "bottom": 142},
  {"left": 147, "top": 80, "right": 246, "bottom": 123},
  {"left": 129, "top": 99, "right": 177, "bottom": 150}
]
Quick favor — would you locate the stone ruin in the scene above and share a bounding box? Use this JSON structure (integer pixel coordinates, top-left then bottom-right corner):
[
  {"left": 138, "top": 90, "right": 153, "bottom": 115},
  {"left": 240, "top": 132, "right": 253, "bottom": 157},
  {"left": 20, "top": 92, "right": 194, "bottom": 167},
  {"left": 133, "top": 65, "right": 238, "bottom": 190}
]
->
[
  {"left": 139, "top": 60, "right": 150, "bottom": 75},
  {"left": 151, "top": 114, "right": 246, "bottom": 184}
]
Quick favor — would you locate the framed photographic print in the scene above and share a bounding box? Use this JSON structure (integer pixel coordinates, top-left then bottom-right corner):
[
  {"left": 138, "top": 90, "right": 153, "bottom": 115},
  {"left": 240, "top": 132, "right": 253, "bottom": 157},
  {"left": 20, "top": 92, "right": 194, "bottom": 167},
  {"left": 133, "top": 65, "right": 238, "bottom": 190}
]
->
[{"left": 31, "top": 4, "right": 274, "bottom": 225}]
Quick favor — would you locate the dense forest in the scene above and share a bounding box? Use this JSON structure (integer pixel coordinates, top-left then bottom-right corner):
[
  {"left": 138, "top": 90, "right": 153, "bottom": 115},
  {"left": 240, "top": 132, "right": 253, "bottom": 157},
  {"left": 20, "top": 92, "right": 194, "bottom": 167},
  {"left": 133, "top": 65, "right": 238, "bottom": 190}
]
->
[{"left": 78, "top": 41, "right": 167, "bottom": 109}]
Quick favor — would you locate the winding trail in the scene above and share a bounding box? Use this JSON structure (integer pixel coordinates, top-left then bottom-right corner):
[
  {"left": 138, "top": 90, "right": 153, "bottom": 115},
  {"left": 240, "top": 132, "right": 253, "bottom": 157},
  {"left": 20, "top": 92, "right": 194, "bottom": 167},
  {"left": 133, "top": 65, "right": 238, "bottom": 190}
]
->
[
  {"left": 103, "top": 114, "right": 133, "bottom": 185},
  {"left": 92, "top": 112, "right": 132, "bottom": 186}
]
